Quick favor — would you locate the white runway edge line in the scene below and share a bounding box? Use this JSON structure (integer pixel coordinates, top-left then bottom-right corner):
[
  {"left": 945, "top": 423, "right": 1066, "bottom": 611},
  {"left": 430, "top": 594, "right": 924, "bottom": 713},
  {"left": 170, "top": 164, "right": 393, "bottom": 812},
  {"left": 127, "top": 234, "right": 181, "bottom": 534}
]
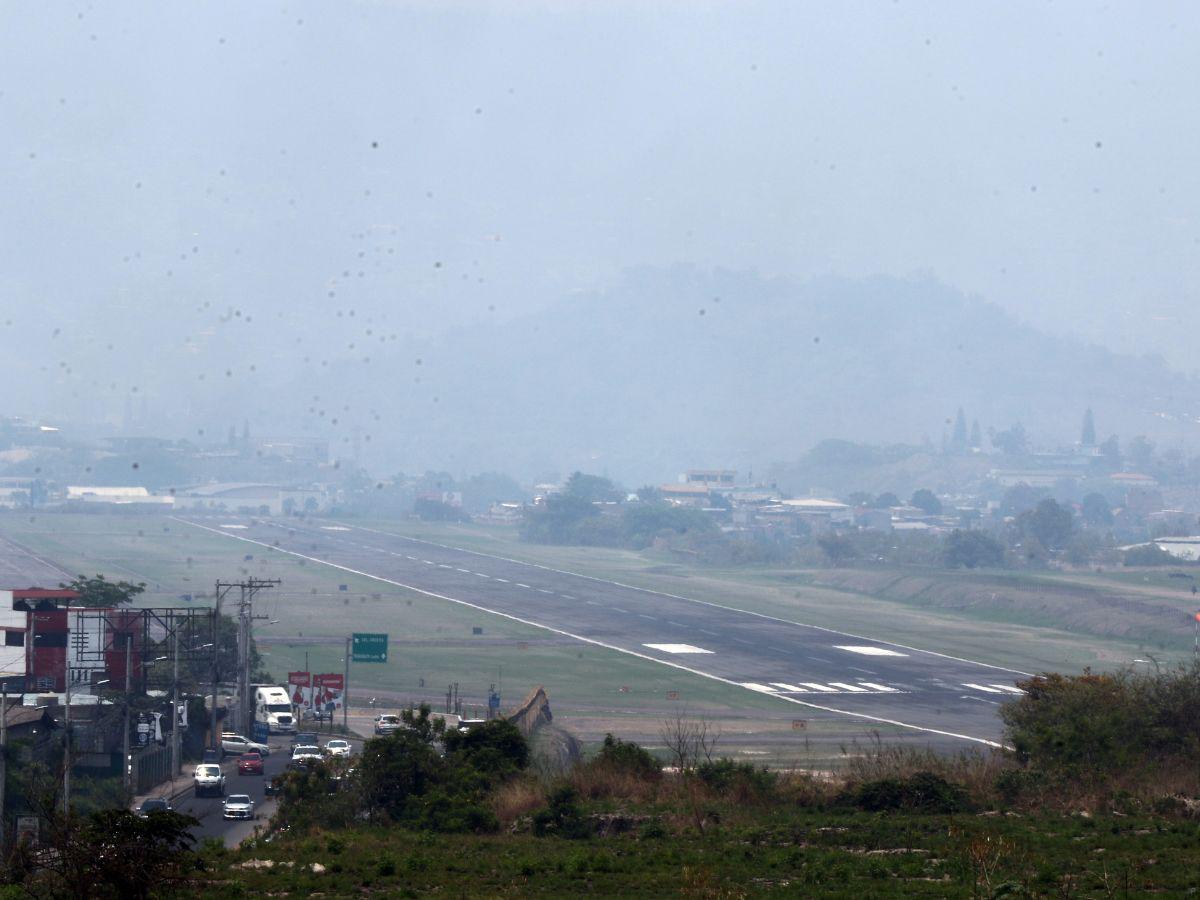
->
[
  {"left": 342, "top": 523, "right": 1032, "bottom": 679},
  {"left": 176, "top": 518, "right": 1005, "bottom": 750}
]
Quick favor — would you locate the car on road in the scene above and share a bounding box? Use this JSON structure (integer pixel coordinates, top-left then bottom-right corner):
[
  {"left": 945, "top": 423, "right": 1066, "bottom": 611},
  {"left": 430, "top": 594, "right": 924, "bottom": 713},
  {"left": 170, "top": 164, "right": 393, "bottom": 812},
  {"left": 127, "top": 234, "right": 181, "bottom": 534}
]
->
[
  {"left": 237, "top": 751, "right": 265, "bottom": 775},
  {"left": 324, "top": 739, "right": 352, "bottom": 758},
  {"left": 193, "top": 764, "right": 226, "bottom": 797},
  {"left": 202, "top": 748, "right": 221, "bottom": 764},
  {"left": 222, "top": 794, "right": 255, "bottom": 820},
  {"left": 264, "top": 775, "right": 284, "bottom": 796},
  {"left": 292, "top": 731, "right": 319, "bottom": 748},
  {"left": 221, "top": 733, "right": 269, "bottom": 757},
  {"left": 291, "top": 744, "right": 322, "bottom": 763},
  {"left": 457, "top": 718, "right": 487, "bottom": 732},
  {"left": 136, "top": 797, "right": 173, "bottom": 818},
  {"left": 374, "top": 714, "right": 401, "bottom": 735}
]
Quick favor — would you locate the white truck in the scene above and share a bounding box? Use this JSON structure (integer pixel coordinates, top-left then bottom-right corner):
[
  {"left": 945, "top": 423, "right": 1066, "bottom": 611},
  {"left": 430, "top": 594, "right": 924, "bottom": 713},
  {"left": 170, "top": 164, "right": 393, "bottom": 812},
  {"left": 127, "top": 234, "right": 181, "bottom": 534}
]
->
[{"left": 254, "top": 685, "right": 296, "bottom": 734}]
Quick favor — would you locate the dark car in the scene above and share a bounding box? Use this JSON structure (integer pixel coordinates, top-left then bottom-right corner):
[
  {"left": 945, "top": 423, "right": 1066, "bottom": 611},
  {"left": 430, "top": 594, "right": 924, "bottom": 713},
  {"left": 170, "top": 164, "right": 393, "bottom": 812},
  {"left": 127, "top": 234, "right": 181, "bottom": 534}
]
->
[
  {"left": 136, "top": 797, "right": 172, "bottom": 818},
  {"left": 292, "top": 731, "right": 319, "bottom": 748},
  {"left": 237, "top": 751, "right": 264, "bottom": 775},
  {"left": 202, "top": 749, "right": 221, "bottom": 764},
  {"left": 264, "top": 776, "right": 284, "bottom": 797}
]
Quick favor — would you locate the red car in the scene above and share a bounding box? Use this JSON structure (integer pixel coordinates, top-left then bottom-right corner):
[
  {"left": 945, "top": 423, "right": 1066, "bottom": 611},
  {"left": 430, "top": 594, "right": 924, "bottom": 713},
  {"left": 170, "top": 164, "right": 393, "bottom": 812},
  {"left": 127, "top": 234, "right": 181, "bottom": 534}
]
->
[{"left": 237, "top": 751, "right": 264, "bottom": 775}]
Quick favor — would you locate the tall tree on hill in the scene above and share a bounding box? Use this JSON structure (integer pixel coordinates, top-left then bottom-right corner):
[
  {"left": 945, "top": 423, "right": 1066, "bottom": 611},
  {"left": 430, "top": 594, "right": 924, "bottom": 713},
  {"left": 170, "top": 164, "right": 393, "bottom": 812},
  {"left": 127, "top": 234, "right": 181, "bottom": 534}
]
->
[
  {"left": 969, "top": 419, "right": 982, "bottom": 449},
  {"left": 1081, "top": 409, "right": 1097, "bottom": 446},
  {"left": 951, "top": 408, "right": 968, "bottom": 452},
  {"left": 910, "top": 489, "right": 943, "bottom": 515}
]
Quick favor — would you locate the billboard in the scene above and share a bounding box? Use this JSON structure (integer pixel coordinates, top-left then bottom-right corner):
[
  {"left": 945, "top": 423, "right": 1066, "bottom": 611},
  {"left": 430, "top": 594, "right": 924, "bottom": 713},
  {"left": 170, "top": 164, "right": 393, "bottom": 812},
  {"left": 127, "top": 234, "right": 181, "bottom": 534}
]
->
[
  {"left": 288, "top": 670, "right": 311, "bottom": 706},
  {"left": 313, "top": 673, "right": 344, "bottom": 712}
]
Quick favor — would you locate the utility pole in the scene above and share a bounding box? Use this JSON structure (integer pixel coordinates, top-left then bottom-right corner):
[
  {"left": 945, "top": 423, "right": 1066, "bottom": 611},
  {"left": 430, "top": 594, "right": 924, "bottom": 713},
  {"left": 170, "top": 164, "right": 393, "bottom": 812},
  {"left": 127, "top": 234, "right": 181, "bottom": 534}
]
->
[
  {"left": 62, "top": 644, "right": 71, "bottom": 814},
  {"left": 1, "top": 686, "right": 7, "bottom": 854},
  {"left": 213, "top": 579, "right": 278, "bottom": 738},
  {"left": 123, "top": 634, "right": 132, "bottom": 794},
  {"left": 343, "top": 635, "right": 350, "bottom": 733},
  {"left": 170, "top": 624, "right": 180, "bottom": 779}
]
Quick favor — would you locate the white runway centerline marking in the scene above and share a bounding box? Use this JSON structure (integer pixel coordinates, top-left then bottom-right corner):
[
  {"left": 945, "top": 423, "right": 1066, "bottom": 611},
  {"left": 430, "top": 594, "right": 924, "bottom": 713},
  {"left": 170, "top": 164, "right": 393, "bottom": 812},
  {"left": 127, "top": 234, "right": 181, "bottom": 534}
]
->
[
  {"left": 494, "top": 578, "right": 509, "bottom": 583},
  {"left": 836, "top": 645, "right": 908, "bottom": 657},
  {"left": 643, "top": 643, "right": 713, "bottom": 655},
  {"left": 515, "top": 583, "right": 531, "bottom": 589}
]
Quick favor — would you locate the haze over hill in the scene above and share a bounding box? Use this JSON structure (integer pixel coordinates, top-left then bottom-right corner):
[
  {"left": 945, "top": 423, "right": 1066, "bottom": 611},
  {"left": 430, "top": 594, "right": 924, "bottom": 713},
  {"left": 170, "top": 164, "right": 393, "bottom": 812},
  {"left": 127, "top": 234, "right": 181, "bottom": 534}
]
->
[{"left": 262, "top": 267, "right": 1197, "bottom": 483}]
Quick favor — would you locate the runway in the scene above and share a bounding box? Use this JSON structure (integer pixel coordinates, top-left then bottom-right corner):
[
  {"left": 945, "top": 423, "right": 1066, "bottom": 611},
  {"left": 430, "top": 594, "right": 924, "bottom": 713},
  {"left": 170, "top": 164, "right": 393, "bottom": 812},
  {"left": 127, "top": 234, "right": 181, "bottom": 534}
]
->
[{"left": 178, "top": 517, "right": 1031, "bottom": 749}]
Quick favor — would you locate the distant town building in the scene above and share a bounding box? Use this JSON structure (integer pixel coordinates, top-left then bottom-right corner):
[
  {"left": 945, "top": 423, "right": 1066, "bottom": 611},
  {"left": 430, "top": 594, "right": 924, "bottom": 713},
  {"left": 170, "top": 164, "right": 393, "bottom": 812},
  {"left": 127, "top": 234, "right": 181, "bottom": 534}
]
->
[{"left": 66, "top": 486, "right": 174, "bottom": 507}]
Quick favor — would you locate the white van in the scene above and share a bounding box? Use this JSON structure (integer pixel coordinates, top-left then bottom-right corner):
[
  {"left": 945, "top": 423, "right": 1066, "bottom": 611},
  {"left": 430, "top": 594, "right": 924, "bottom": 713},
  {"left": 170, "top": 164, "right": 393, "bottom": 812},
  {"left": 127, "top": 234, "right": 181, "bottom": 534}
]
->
[{"left": 254, "top": 685, "right": 296, "bottom": 734}]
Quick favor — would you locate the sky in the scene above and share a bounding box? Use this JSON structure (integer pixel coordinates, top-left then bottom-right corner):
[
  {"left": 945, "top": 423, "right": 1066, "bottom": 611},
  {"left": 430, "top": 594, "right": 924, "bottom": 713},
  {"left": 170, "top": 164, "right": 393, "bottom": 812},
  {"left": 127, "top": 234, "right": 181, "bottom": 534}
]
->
[{"left": 1, "top": 1, "right": 1198, "bottom": 448}]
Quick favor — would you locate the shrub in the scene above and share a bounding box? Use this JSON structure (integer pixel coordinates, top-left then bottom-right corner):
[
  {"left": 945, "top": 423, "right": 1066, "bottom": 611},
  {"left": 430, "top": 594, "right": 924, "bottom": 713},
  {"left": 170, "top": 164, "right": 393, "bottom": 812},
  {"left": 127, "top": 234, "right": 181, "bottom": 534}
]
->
[
  {"left": 532, "top": 786, "right": 593, "bottom": 839},
  {"left": 695, "top": 758, "right": 776, "bottom": 801},
  {"left": 841, "top": 771, "right": 971, "bottom": 813},
  {"left": 593, "top": 734, "right": 661, "bottom": 779}
]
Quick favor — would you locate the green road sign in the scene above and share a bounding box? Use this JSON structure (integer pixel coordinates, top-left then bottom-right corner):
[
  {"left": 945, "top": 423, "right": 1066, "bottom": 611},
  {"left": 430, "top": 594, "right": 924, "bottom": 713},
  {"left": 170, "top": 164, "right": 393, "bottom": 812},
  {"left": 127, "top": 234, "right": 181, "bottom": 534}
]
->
[{"left": 352, "top": 632, "right": 388, "bottom": 663}]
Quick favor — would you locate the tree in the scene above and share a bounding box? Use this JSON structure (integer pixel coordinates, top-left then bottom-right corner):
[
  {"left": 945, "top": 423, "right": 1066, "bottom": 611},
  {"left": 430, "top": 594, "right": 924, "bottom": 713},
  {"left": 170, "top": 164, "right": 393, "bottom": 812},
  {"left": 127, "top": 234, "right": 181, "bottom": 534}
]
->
[
  {"left": 1018, "top": 498, "right": 1074, "bottom": 550},
  {"left": 872, "top": 492, "right": 901, "bottom": 508},
  {"left": 942, "top": 530, "right": 1006, "bottom": 569},
  {"left": 1080, "top": 408, "right": 1096, "bottom": 446},
  {"left": 817, "top": 534, "right": 857, "bottom": 566},
  {"left": 969, "top": 419, "right": 983, "bottom": 449},
  {"left": 951, "top": 407, "right": 968, "bottom": 451},
  {"left": 991, "top": 423, "right": 1028, "bottom": 456},
  {"left": 636, "top": 485, "right": 661, "bottom": 503},
  {"left": 1080, "top": 492, "right": 1113, "bottom": 527},
  {"left": 60, "top": 574, "right": 145, "bottom": 608},
  {"left": 563, "top": 471, "right": 620, "bottom": 503},
  {"left": 1127, "top": 435, "right": 1155, "bottom": 469},
  {"left": 519, "top": 493, "right": 597, "bottom": 544},
  {"left": 15, "top": 804, "right": 198, "bottom": 899},
  {"left": 1099, "top": 434, "right": 1121, "bottom": 465},
  {"left": 910, "top": 488, "right": 943, "bottom": 515}
]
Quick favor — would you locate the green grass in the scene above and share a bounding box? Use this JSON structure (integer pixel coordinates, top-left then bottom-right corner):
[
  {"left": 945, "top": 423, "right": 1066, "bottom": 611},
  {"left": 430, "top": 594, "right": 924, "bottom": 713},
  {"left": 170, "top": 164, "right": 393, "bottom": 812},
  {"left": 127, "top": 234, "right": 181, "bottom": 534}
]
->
[
  {"left": 0, "top": 512, "right": 915, "bottom": 766},
  {"left": 344, "top": 518, "right": 1190, "bottom": 673},
  {"left": 201, "top": 808, "right": 1200, "bottom": 897}
]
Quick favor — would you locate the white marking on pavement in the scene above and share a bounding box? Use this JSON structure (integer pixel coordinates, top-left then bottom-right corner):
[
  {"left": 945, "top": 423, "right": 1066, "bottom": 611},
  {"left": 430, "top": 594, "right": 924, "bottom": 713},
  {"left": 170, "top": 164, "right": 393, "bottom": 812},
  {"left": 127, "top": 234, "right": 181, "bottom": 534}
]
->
[
  {"left": 219, "top": 524, "right": 247, "bottom": 529},
  {"left": 643, "top": 643, "right": 713, "bottom": 654},
  {"left": 561, "top": 595, "right": 576, "bottom": 600},
  {"left": 965, "top": 683, "right": 1004, "bottom": 694},
  {"left": 836, "top": 645, "right": 907, "bottom": 657},
  {"left": 798, "top": 682, "right": 838, "bottom": 693},
  {"left": 828, "top": 682, "right": 869, "bottom": 692},
  {"left": 638, "top": 614, "right": 657, "bottom": 620},
  {"left": 180, "top": 518, "right": 1008, "bottom": 749},
  {"left": 320, "top": 526, "right": 351, "bottom": 531},
  {"left": 988, "top": 684, "right": 1025, "bottom": 694},
  {"left": 515, "top": 583, "right": 531, "bottom": 589},
  {"left": 770, "top": 682, "right": 805, "bottom": 692},
  {"left": 476, "top": 573, "right": 490, "bottom": 578},
  {"left": 456, "top": 568, "right": 471, "bottom": 573},
  {"left": 699, "top": 629, "right": 718, "bottom": 636},
  {"left": 859, "top": 682, "right": 899, "bottom": 693},
  {"left": 494, "top": 578, "right": 509, "bottom": 583},
  {"left": 741, "top": 682, "right": 778, "bottom": 693}
]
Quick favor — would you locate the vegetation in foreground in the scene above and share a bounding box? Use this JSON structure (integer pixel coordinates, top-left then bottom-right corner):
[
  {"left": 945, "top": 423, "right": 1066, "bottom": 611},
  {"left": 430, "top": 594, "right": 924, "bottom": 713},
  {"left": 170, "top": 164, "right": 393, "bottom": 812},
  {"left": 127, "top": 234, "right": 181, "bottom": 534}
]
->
[
  {"left": 192, "top": 663, "right": 1200, "bottom": 897},
  {"left": 4, "top": 665, "right": 1200, "bottom": 897}
]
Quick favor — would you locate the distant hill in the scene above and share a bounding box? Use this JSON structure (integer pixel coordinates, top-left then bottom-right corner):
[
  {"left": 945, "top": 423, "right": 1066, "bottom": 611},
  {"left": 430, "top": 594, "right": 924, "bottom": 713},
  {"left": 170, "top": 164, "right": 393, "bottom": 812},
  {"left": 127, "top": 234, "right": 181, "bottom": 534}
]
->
[{"left": 268, "top": 267, "right": 1200, "bottom": 483}]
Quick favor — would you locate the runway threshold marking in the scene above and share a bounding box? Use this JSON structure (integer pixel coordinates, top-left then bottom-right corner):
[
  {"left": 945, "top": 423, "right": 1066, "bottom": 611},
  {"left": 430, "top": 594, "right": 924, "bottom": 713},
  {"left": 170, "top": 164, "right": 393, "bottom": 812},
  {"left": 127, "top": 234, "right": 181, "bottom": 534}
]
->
[
  {"left": 174, "top": 518, "right": 1007, "bottom": 750},
  {"left": 342, "top": 523, "right": 1031, "bottom": 679}
]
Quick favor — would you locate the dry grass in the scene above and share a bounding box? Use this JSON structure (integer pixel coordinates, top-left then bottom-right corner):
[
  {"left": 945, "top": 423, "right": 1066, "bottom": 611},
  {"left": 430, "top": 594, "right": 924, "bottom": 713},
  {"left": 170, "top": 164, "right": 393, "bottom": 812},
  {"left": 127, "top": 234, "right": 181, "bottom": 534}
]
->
[
  {"left": 491, "top": 777, "right": 548, "bottom": 826},
  {"left": 569, "top": 764, "right": 666, "bottom": 804}
]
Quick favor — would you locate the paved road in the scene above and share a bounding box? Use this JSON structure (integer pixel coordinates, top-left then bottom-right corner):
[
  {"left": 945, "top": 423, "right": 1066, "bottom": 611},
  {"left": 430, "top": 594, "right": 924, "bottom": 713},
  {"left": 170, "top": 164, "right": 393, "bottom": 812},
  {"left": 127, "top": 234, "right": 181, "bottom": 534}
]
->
[
  {"left": 142, "top": 734, "right": 363, "bottom": 847},
  {"left": 179, "top": 516, "right": 1034, "bottom": 749},
  {"left": 0, "top": 531, "right": 74, "bottom": 586}
]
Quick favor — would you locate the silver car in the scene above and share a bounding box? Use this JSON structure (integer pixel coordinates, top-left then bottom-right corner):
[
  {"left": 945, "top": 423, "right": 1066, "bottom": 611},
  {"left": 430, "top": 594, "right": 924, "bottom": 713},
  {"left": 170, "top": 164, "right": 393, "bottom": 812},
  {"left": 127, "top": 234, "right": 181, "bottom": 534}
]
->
[{"left": 222, "top": 793, "right": 255, "bottom": 820}]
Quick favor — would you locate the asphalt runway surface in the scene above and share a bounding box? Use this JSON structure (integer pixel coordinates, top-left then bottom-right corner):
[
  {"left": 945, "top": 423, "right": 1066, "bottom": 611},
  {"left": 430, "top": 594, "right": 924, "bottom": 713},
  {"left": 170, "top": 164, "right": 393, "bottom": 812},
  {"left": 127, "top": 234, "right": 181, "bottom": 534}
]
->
[
  {"left": 180, "top": 516, "right": 1033, "bottom": 750},
  {"left": 0, "top": 531, "right": 74, "bottom": 587}
]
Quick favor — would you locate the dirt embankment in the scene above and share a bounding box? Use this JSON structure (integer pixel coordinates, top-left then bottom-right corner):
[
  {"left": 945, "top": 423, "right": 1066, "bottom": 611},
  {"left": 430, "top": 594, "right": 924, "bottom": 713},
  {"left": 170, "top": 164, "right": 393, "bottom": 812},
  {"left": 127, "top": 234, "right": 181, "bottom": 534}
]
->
[{"left": 805, "top": 569, "right": 1195, "bottom": 649}]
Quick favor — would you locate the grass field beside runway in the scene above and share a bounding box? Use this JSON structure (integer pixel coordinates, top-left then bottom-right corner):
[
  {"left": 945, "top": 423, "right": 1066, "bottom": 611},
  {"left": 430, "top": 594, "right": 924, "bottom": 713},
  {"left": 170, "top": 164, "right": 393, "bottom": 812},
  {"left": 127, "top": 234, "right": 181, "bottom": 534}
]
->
[
  {"left": 346, "top": 518, "right": 1192, "bottom": 673},
  {"left": 0, "top": 512, "right": 919, "bottom": 766}
]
